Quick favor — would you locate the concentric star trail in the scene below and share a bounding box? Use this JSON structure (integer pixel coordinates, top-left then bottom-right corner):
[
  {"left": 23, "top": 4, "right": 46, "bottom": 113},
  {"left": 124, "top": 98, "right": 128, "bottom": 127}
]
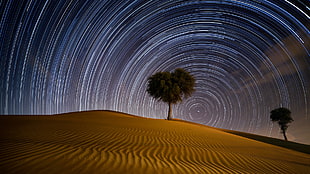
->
[{"left": 1, "top": 0, "right": 309, "bottom": 144}]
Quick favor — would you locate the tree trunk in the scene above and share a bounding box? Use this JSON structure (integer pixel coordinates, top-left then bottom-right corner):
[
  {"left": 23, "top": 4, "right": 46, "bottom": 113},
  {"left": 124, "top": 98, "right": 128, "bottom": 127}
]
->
[
  {"left": 167, "top": 102, "right": 172, "bottom": 120},
  {"left": 281, "top": 127, "right": 288, "bottom": 141}
]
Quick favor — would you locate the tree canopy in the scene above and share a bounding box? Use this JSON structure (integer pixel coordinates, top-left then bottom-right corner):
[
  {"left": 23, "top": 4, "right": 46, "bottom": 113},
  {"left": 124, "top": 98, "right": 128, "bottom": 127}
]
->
[
  {"left": 270, "top": 107, "right": 293, "bottom": 141},
  {"left": 147, "top": 68, "right": 195, "bottom": 120}
]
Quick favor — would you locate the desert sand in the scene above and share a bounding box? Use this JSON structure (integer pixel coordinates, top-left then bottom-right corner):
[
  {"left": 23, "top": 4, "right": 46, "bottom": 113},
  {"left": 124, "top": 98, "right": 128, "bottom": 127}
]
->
[{"left": 0, "top": 111, "right": 309, "bottom": 173}]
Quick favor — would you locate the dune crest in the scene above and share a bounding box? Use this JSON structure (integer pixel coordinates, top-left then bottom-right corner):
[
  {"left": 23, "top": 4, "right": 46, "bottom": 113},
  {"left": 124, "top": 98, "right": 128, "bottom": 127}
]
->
[{"left": 0, "top": 111, "right": 309, "bottom": 173}]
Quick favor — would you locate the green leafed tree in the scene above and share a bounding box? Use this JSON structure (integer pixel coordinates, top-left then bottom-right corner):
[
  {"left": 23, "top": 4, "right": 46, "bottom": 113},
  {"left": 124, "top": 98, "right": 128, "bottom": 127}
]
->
[
  {"left": 270, "top": 107, "right": 294, "bottom": 141},
  {"left": 147, "top": 68, "right": 195, "bottom": 120}
]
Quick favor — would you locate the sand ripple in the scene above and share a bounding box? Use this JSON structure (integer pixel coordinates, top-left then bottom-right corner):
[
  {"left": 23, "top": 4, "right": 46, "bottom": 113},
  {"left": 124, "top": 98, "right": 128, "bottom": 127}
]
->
[{"left": 0, "top": 111, "right": 309, "bottom": 173}]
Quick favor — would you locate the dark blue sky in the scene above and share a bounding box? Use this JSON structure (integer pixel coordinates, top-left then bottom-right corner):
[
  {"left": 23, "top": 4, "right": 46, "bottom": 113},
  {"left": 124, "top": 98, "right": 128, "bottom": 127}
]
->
[{"left": 0, "top": 0, "right": 309, "bottom": 144}]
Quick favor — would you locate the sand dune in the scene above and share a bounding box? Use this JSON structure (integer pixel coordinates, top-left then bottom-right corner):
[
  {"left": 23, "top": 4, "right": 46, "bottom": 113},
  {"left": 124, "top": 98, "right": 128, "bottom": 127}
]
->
[{"left": 0, "top": 111, "right": 309, "bottom": 173}]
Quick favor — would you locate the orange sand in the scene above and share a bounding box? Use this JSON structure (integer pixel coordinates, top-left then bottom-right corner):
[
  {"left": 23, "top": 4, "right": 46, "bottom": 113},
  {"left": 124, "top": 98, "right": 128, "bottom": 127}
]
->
[{"left": 0, "top": 111, "right": 309, "bottom": 173}]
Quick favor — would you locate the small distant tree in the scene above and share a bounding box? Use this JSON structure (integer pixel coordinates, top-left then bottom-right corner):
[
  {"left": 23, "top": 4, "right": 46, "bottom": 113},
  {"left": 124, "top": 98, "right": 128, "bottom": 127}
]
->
[
  {"left": 270, "top": 107, "right": 293, "bottom": 141},
  {"left": 147, "top": 68, "right": 195, "bottom": 120}
]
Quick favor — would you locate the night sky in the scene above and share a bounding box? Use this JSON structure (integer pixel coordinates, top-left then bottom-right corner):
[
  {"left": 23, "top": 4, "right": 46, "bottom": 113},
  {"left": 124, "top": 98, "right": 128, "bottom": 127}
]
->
[{"left": 1, "top": 0, "right": 309, "bottom": 144}]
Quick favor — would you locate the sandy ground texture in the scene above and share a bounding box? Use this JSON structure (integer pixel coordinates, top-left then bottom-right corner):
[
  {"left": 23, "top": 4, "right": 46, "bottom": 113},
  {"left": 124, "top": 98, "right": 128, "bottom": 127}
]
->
[{"left": 0, "top": 111, "right": 309, "bottom": 173}]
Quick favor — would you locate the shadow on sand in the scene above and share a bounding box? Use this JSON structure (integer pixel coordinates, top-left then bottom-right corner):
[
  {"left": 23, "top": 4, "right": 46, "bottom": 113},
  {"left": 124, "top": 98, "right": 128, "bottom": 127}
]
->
[
  {"left": 219, "top": 130, "right": 310, "bottom": 155},
  {"left": 171, "top": 119, "right": 309, "bottom": 155}
]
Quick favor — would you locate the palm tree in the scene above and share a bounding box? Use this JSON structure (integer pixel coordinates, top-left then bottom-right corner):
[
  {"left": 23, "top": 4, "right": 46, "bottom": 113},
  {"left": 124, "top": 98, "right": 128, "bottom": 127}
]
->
[
  {"left": 147, "top": 68, "right": 195, "bottom": 120},
  {"left": 270, "top": 107, "right": 293, "bottom": 141}
]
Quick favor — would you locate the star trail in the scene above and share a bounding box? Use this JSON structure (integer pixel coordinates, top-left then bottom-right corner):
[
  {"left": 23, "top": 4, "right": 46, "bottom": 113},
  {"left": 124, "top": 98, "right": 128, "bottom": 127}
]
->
[{"left": 1, "top": 0, "right": 309, "bottom": 144}]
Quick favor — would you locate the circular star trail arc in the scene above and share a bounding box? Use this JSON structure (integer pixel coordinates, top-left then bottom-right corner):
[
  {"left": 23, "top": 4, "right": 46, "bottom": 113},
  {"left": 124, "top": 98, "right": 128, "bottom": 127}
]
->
[{"left": 0, "top": 0, "right": 309, "bottom": 144}]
